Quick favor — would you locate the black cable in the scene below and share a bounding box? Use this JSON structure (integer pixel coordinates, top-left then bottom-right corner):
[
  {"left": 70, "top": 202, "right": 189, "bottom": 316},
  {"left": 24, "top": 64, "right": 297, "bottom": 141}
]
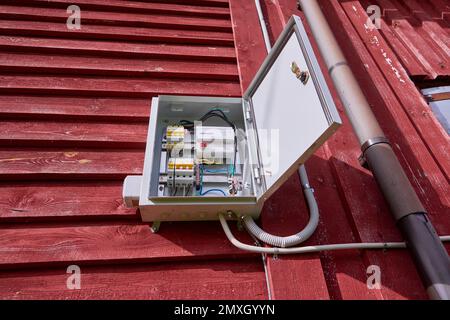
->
[{"left": 199, "top": 113, "right": 238, "bottom": 177}]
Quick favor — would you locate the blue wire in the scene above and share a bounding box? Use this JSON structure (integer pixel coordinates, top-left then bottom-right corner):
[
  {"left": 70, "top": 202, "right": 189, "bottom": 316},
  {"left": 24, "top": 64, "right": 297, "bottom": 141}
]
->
[
  {"left": 203, "top": 164, "right": 234, "bottom": 174},
  {"left": 204, "top": 168, "right": 228, "bottom": 173},
  {"left": 198, "top": 165, "right": 227, "bottom": 196}
]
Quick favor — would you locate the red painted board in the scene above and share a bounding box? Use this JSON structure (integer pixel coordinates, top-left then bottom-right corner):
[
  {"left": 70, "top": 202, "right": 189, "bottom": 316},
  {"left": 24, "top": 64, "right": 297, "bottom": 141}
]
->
[
  {"left": 0, "top": 75, "right": 241, "bottom": 98},
  {"left": 0, "top": 20, "right": 234, "bottom": 46},
  {"left": 0, "top": 221, "right": 257, "bottom": 270},
  {"left": 0, "top": 181, "right": 137, "bottom": 222},
  {"left": 0, "top": 52, "right": 239, "bottom": 81},
  {"left": 0, "top": 5, "right": 232, "bottom": 32},
  {"left": 3, "top": 0, "right": 231, "bottom": 19},
  {"left": 0, "top": 96, "right": 151, "bottom": 122},
  {"left": 0, "top": 259, "right": 267, "bottom": 300},
  {"left": 0, "top": 36, "right": 236, "bottom": 62},
  {"left": 0, "top": 149, "right": 144, "bottom": 180},
  {"left": 0, "top": 120, "right": 148, "bottom": 148}
]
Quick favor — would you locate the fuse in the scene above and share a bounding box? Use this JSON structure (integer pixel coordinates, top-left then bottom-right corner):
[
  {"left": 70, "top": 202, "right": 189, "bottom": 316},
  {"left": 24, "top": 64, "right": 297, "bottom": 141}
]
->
[{"left": 167, "top": 158, "right": 194, "bottom": 188}]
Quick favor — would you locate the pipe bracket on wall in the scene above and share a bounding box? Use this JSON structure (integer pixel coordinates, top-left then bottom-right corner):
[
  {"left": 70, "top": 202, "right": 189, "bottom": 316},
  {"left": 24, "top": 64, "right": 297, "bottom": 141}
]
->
[{"left": 358, "top": 137, "right": 391, "bottom": 169}]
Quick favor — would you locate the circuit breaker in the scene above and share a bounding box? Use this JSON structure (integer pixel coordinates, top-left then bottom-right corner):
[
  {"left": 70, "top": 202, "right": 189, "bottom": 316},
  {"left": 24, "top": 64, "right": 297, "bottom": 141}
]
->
[{"left": 123, "top": 16, "right": 342, "bottom": 222}]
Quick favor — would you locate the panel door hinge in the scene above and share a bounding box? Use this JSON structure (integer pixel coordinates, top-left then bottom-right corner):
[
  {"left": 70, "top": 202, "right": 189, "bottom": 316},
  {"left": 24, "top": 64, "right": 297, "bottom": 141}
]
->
[
  {"left": 253, "top": 166, "right": 262, "bottom": 184},
  {"left": 245, "top": 104, "right": 252, "bottom": 122}
]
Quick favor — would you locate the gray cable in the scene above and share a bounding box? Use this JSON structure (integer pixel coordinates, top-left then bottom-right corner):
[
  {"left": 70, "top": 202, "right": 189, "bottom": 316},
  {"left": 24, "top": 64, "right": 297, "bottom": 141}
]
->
[{"left": 220, "top": 213, "right": 450, "bottom": 255}]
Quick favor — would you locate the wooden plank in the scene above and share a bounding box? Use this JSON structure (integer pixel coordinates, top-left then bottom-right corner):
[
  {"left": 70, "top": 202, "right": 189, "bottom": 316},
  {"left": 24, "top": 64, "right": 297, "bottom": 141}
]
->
[
  {"left": 0, "top": 222, "right": 257, "bottom": 269},
  {"left": 3, "top": 0, "right": 231, "bottom": 19},
  {"left": 0, "top": 20, "right": 234, "bottom": 46},
  {"left": 375, "top": 0, "right": 448, "bottom": 79},
  {"left": 355, "top": 0, "right": 428, "bottom": 78},
  {"left": 0, "top": 96, "right": 151, "bottom": 122},
  {"left": 0, "top": 75, "right": 241, "bottom": 98},
  {"left": 0, "top": 52, "right": 239, "bottom": 81},
  {"left": 0, "top": 120, "right": 148, "bottom": 148},
  {"left": 0, "top": 181, "right": 137, "bottom": 222},
  {"left": 310, "top": 147, "right": 381, "bottom": 300},
  {"left": 340, "top": 1, "right": 450, "bottom": 180},
  {"left": 0, "top": 5, "right": 232, "bottom": 32},
  {"left": 230, "top": 0, "right": 330, "bottom": 300},
  {"left": 144, "top": 0, "right": 230, "bottom": 7},
  {"left": 327, "top": 132, "right": 427, "bottom": 300},
  {"left": 0, "top": 149, "right": 144, "bottom": 180},
  {"left": 0, "top": 259, "right": 266, "bottom": 300},
  {"left": 400, "top": 0, "right": 450, "bottom": 60},
  {"left": 0, "top": 36, "right": 237, "bottom": 62}
]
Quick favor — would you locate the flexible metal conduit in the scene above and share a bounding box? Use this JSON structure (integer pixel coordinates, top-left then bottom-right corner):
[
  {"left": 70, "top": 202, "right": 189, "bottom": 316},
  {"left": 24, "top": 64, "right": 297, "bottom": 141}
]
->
[{"left": 243, "top": 166, "right": 319, "bottom": 248}]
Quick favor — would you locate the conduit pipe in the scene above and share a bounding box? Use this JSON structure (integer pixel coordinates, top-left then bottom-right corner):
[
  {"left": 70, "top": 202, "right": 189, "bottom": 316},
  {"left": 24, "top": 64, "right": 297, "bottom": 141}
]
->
[{"left": 298, "top": 0, "right": 450, "bottom": 300}]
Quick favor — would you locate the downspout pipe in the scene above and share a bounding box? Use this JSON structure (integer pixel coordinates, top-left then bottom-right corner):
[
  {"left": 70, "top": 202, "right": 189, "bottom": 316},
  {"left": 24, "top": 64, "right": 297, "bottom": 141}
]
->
[
  {"left": 298, "top": 0, "right": 450, "bottom": 300},
  {"left": 254, "top": 0, "right": 272, "bottom": 53}
]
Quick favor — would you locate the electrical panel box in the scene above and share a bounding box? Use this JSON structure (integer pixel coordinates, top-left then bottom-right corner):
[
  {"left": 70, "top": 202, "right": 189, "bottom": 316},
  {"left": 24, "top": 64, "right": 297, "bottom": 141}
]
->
[{"left": 123, "top": 16, "right": 342, "bottom": 222}]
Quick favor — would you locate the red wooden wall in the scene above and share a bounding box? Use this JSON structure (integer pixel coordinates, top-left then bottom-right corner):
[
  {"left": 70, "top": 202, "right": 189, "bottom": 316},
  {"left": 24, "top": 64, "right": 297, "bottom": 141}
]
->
[
  {"left": 0, "top": 0, "right": 448, "bottom": 300},
  {"left": 0, "top": 0, "right": 267, "bottom": 300}
]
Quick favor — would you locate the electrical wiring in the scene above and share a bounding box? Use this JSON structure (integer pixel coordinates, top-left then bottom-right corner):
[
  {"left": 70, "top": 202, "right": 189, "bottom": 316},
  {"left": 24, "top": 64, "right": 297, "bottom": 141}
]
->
[
  {"left": 180, "top": 108, "right": 238, "bottom": 177},
  {"left": 185, "top": 185, "right": 191, "bottom": 197},
  {"left": 173, "top": 108, "right": 239, "bottom": 198},
  {"left": 203, "top": 165, "right": 230, "bottom": 174},
  {"left": 197, "top": 165, "right": 227, "bottom": 197}
]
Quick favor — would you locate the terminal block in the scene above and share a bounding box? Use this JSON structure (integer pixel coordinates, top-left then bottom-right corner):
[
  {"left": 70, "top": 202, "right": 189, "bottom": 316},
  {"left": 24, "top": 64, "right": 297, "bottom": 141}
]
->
[{"left": 165, "top": 125, "right": 186, "bottom": 151}]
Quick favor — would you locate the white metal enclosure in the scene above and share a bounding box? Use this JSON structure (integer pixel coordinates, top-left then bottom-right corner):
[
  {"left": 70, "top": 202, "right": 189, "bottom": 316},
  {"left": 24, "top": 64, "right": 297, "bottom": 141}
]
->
[{"left": 123, "top": 16, "right": 341, "bottom": 222}]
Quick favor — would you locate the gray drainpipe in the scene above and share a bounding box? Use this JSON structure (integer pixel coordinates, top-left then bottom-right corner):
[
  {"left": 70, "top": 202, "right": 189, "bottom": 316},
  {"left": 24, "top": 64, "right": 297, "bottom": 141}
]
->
[{"left": 297, "top": 0, "right": 450, "bottom": 300}]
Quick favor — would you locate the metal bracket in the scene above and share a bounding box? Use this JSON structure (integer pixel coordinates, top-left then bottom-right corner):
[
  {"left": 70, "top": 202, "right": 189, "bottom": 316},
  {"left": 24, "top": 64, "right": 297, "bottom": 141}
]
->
[
  {"left": 359, "top": 137, "right": 391, "bottom": 169},
  {"left": 151, "top": 221, "right": 161, "bottom": 233},
  {"left": 253, "top": 166, "right": 262, "bottom": 184},
  {"left": 237, "top": 219, "right": 244, "bottom": 232}
]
